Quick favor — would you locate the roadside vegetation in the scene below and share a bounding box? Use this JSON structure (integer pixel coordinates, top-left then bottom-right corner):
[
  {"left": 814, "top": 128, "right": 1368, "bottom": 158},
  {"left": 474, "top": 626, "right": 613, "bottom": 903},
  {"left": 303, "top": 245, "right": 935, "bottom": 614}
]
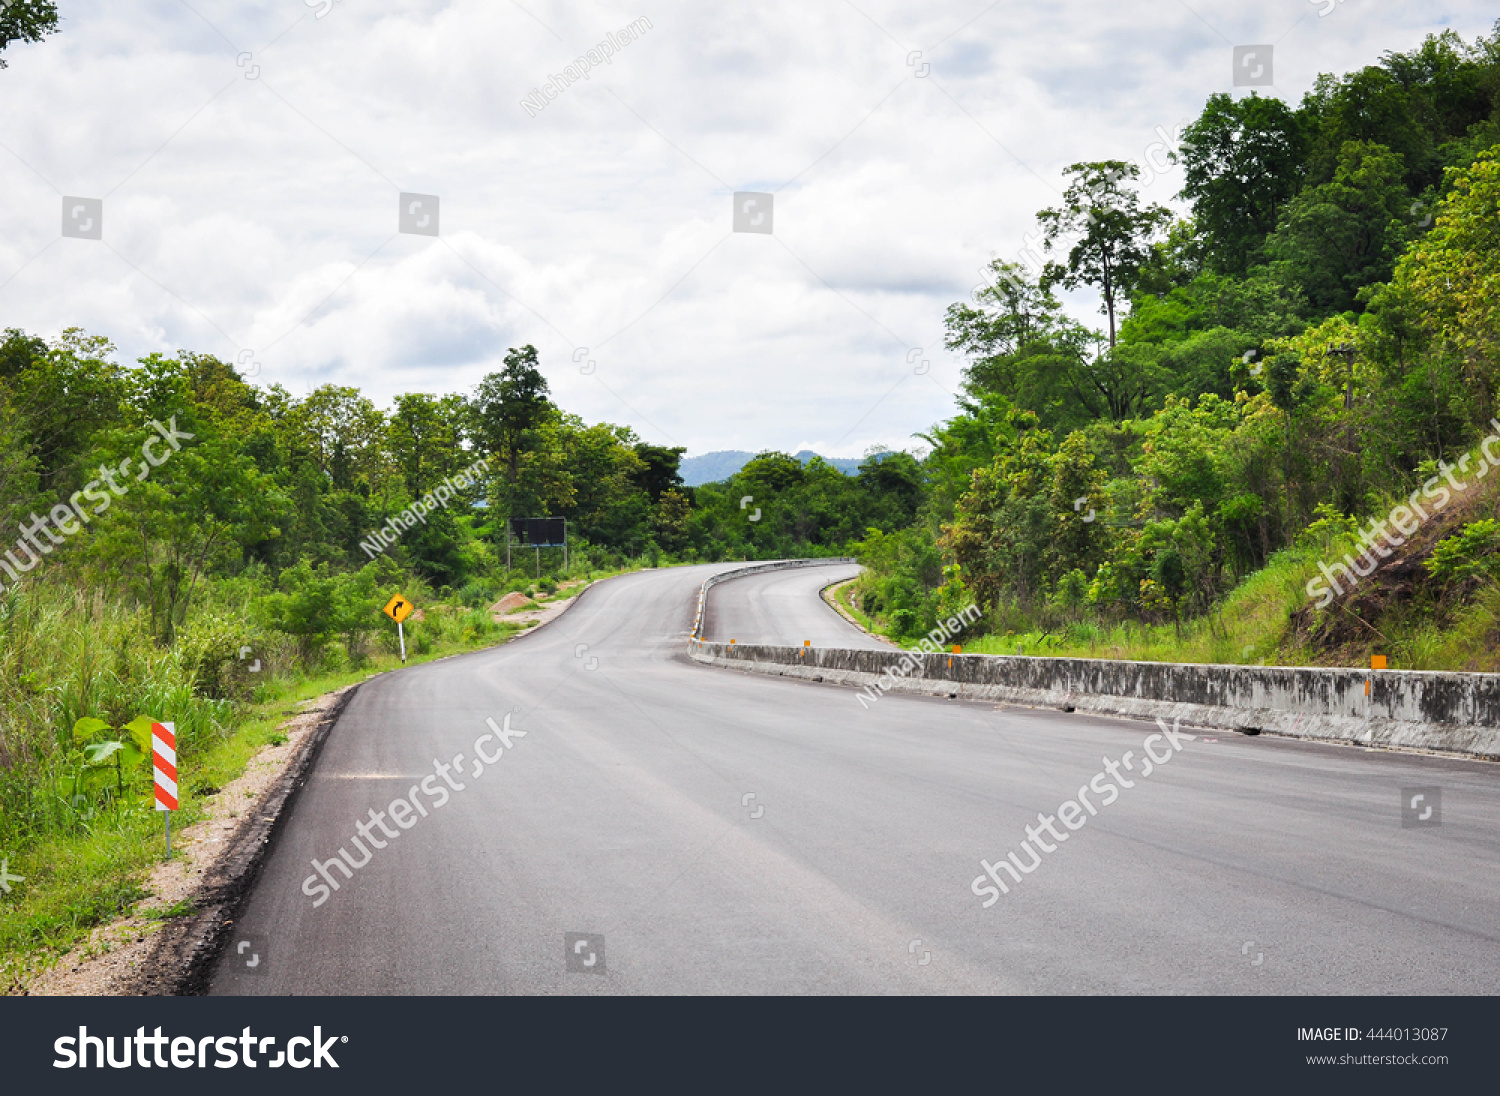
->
[{"left": 845, "top": 25, "right": 1500, "bottom": 671}]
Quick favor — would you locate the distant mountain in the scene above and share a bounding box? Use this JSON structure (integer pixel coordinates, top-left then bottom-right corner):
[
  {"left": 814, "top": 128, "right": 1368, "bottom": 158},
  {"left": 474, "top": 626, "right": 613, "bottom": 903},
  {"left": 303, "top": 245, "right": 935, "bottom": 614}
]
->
[{"left": 679, "top": 449, "right": 867, "bottom": 486}]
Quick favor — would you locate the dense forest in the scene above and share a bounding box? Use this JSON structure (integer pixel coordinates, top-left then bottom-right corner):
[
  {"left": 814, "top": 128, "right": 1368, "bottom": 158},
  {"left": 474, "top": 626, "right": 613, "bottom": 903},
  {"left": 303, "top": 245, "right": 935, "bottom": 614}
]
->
[
  {"left": 861, "top": 23, "right": 1500, "bottom": 662},
  {"left": 3, "top": 21, "right": 1500, "bottom": 971}
]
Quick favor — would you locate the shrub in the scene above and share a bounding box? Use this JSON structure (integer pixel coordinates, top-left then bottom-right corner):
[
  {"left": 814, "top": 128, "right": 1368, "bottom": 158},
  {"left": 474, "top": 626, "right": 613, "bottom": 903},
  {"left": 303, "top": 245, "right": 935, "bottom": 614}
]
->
[{"left": 1426, "top": 519, "right": 1500, "bottom": 585}]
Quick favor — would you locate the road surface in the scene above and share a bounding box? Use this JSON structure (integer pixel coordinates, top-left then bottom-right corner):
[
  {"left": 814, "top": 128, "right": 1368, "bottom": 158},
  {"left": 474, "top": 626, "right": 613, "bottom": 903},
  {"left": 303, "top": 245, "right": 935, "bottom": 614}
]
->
[
  {"left": 212, "top": 561, "right": 1500, "bottom": 995},
  {"left": 701, "top": 562, "right": 887, "bottom": 650}
]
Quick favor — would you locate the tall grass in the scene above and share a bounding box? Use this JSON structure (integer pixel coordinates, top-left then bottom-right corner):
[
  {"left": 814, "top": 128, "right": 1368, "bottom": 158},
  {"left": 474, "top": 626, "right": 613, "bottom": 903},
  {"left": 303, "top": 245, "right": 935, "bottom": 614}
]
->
[{"left": 0, "top": 579, "right": 237, "bottom": 851}]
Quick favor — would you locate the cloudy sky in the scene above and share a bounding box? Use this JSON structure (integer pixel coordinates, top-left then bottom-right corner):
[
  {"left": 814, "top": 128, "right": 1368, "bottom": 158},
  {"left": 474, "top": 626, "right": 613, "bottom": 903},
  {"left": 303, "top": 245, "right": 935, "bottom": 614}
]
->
[{"left": 1, "top": 1, "right": 1494, "bottom": 459}]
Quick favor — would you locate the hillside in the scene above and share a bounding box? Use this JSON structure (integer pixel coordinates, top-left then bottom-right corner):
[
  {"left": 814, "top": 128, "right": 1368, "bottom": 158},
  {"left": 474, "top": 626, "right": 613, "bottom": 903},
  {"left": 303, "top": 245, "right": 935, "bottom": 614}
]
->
[{"left": 949, "top": 447, "right": 1500, "bottom": 673}]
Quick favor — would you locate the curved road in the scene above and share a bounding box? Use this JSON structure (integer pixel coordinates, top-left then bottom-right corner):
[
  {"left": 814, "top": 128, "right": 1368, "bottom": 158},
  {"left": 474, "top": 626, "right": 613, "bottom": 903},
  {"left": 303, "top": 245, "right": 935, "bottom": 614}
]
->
[
  {"left": 212, "top": 561, "right": 1500, "bottom": 995},
  {"left": 701, "top": 563, "right": 888, "bottom": 650}
]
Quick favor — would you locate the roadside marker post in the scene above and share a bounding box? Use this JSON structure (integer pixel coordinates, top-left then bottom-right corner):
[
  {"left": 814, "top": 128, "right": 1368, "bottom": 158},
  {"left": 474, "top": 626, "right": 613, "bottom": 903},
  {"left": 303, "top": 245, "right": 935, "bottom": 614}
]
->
[
  {"left": 383, "top": 594, "right": 414, "bottom": 663},
  {"left": 152, "top": 722, "right": 177, "bottom": 859}
]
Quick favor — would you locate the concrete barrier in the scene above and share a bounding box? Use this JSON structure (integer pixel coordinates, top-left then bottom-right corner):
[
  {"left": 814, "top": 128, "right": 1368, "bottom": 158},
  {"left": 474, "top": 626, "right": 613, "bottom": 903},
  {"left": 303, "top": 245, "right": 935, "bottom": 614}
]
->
[{"left": 689, "top": 640, "right": 1500, "bottom": 759}]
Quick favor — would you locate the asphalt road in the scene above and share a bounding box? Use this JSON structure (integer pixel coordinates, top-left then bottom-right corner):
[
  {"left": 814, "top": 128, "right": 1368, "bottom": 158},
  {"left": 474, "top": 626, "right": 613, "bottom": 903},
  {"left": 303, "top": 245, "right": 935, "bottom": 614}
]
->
[
  {"left": 212, "top": 561, "right": 1500, "bottom": 995},
  {"left": 701, "top": 562, "right": 888, "bottom": 650}
]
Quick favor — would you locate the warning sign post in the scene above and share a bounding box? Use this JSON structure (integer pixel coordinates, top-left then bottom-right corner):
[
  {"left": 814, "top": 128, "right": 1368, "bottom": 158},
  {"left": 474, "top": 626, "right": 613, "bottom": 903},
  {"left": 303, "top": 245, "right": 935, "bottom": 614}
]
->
[
  {"left": 153, "top": 721, "right": 177, "bottom": 859},
  {"left": 384, "top": 593, "right": 414, "bottom": 663}
]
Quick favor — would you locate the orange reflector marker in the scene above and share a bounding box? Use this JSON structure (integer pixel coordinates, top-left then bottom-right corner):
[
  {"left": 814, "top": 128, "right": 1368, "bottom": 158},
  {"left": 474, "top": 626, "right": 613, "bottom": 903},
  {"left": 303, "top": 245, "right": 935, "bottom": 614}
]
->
[{"left": 1372, "top": 654, "right": 1388, "bottom": 670}]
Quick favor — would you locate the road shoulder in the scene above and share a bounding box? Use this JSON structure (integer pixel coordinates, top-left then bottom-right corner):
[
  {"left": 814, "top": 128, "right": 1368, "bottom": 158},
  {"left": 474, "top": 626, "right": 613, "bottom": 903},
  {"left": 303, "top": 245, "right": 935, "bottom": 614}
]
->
[{"left": 25, "top": 687, "right": 356, "bottom": 996}]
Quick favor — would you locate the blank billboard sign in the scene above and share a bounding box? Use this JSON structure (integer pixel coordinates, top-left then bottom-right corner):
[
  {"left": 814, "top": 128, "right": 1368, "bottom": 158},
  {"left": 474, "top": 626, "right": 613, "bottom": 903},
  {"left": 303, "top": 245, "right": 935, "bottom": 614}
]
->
[{"left": 509, "top": 517, "right": 566, "bottom": 547}]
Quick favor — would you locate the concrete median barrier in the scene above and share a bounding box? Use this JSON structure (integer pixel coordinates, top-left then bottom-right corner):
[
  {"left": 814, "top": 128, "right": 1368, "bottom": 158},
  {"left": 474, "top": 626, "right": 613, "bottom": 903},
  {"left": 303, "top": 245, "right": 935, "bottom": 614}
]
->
[{"left": 689, "top": 640, "right": 1500, "bottom": 759}]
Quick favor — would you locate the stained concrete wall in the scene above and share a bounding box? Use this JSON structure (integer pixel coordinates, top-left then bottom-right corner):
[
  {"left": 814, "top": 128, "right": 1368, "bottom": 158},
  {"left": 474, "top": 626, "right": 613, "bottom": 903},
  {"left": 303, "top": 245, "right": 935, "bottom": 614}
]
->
[{"left": 689, "top": 641, "right": 1500, "bottom": 759}]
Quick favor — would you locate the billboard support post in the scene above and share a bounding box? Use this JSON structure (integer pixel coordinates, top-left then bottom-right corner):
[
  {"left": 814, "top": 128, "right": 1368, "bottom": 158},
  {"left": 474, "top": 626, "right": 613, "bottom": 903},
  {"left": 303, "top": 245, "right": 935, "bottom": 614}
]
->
[{"left": 509, "top": 518, "right": 567, "bottom": 579}]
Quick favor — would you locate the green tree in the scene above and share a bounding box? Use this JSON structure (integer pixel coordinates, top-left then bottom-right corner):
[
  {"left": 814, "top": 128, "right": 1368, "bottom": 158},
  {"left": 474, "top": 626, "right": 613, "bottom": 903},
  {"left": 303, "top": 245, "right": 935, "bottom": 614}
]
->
[
  {"left": 0, "top": 0, "right": 57, "bottom": 68},
  {"left": 90, "top": 424, "right": 287, "bottom": 644},
  {"left": 1388, "top": 145, "right": 1500, "bottom": 427},
  {"left": 651, "top": 488, "right": 692, "bottom": 552},
  {"left": 632, "top": 443, "right": 686, "bottom": 501},
  {"left": 6, "top": 330, "right": 127, "bottom": 498},
  {"left": 388, "top": 392, "right": 466, "bottom": 496},
  {"left": 282, "top": 384, "right": 388, "bottom": 494},
  {"left": 945, "top": 259, "right": 1065, "bottom": 364},
  {"left": 1266, "top": 140, "right": 1413, "bottom": 312},
  {"left": 1174, "top": 93, "right": 1309, "bottom": 274},
  {"left": 857, "top": 450, "right": 924, "bottom": 530},
  {"left": 472, "top": 345, "right": 552, "bottom": 485},
  {"left": 1037, "top": 161, "right": 1174, "bottom": 347}
]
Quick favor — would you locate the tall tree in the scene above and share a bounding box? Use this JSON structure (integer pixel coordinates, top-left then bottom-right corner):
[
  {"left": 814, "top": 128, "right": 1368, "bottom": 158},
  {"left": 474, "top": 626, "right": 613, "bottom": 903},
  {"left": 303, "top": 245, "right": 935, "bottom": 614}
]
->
[
  {"left": 1174, "top": 93, "right": 1309, "bottom": 275},
  {"left": 472, "top": 345, "right": 552, "bottom": 485},
  {"left": 388, "top": 392, "right": 466, "bottom": 496},
  {"left": 282, "top": 385, "right": 388, "bottom": 494},
  {"left": 944, "top": 259, "right": 1064, "bottom": 363},
  {"left": 1265, "top": 140, "right": 1413, "bottom": 312},
  {"left": 632, "top": 443, "right": 686, "bottom": 501},
  {"left": 1037, "top": 161, "right": 1173, "bottom": 347}
]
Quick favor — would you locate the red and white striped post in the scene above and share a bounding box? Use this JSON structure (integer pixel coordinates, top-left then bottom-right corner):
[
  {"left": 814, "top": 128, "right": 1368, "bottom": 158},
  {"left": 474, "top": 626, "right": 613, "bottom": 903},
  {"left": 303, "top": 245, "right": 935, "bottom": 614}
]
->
[{"left": 153, "top": 722, "right": 178, "bottom": 858}]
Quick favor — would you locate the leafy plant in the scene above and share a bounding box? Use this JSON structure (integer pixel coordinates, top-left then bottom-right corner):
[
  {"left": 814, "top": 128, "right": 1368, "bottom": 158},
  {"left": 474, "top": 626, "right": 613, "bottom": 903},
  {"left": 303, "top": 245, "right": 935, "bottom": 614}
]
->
[
  {"left": 1425, "top": 519, "right": 1500, "bottom": 585},
  {"left": 66, "top": 715, "right": 157, "bottom": 814}
]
